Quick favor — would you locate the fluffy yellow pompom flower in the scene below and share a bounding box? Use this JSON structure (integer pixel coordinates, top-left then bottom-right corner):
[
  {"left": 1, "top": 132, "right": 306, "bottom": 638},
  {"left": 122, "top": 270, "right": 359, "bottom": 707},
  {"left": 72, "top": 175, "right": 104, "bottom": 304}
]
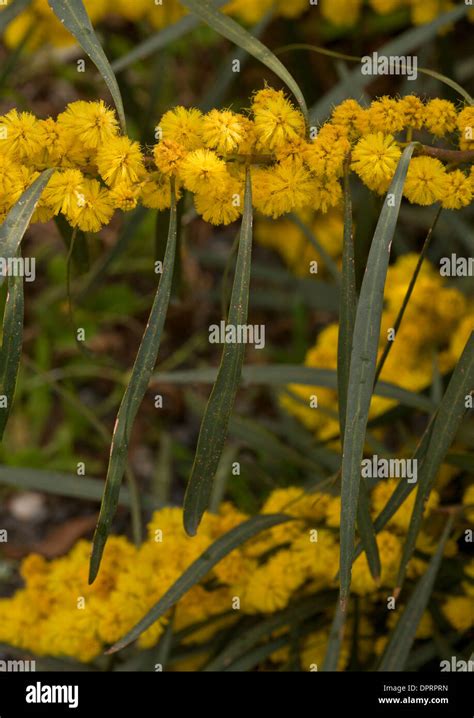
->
[
  {"left": 180, "top": 148, "right": 229, "bottom": 193},
  {"left": 109, "top": 182, "right": 141, "bottom": 211},
  {"left": 367, "top": 96, "right": 407, "bottom": 134},
  {"left": 66, "top": 178, "right": 115, "bottom": 232},
  {"left": 32, "top": 118, "right": 68, "bottom": 167},
  {"left": 252, "top": 88, "right": 306, "bottom": 151},
  {"left": 157, "top": 106, "right": 203, "bottom": 150},
  {"left": 96, "top": 136, "right": 145, "bottom": 187},
  {"left": 442, "top": 170, "right": 473, "bottom": 210},
  {"left": 403, "top": 156, "right": 448, "bottom": 205},
  {"left": 330, "top": 99, "right": 370, "bottom": 139},
  {"left": 0, "top": 155, "right": 27, "bottom": 199},
  {"left": 399, "top": 95, "right": 425, "bottom": 130},
  {"left": 252, "top": 159, "right": 316, "bottom": 219},
  {"left": 194, "top": 177, "right": 243, "bottom": 226},
  {"left": 304, "top": 124, "right": 350, "bottom": 178},
  {"left": 140, "top": 171, "right": 176, "bottom": 211},
  {"left": 312, "top": 175, "right": 343, "bottom": 213},
  {"left": 0, "top": 109, "right": 43, "bottom": 161},
  {"left": 153, "top": 139, "right": 187, "bottom": 176},
  {"left": 457, "top": 106, "right": 474, "bottom": 150},
  {"left": 201, "top": 110, "right": 246, "bottom": 154},
  {"left": 56, "top": 100, "right": 119, "bottom": 150},
  {"left": 351, "top": 133, "right": 402, "bottom": 193},
  {"left": 243, "top": 550, "right": 306, "bottom": 613},
  {"left": 423, "top": 99, "right": 458, "bottom": 137},
  {"left": 42, "top": 169, "right": 85, "bottom": 216}
]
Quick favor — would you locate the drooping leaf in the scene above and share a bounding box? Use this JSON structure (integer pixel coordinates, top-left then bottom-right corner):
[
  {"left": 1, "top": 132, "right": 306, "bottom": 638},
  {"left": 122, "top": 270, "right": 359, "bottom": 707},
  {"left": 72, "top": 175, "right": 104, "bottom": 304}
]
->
[
  {"left": 179, "top": 0, "right": 308, "bottom": 123},
  {"left": 337, "top": 167, "right": 356, "bottom": 436},
  {"left": 417, "top": 67, "right": 473, "bottom": 105},
  {"left": 395, "top": 332, "right": 474, "bottom": 592},
  {"left": 322, "top": 601, "right": 347, "bottom": 672},
  {"left": 200, "top": 11, "right": 273, "bottom": 111},
  {"left": 154, "top": 365, "right": 435, "bottom": 413},
  {"left": 352, "top": 336, "right": 473, "bottom": 565},
  {"left": 204, "top": 594, "right": 335, "bottom": 671},
  {"left": 111, "top": 0, "right": 229, "bottom": 73},
  {"left": 379, "top": 514, "right": 455, "bottom": 671},
  {"left": 0, "top": 260, "right": 24, "bottom": 440},
  {"left": 107, "top": 513, "right": 292, "bottom": 653},
  {"left": 0, "top": 170, "right": 54, "bottom": 289},
  {"left": 0, "top": 465, "right": 155, "bottom": 508},
  {"left": 309, "top": 5, "right": 471, "bottom": 122},
  {"left": 89, "top": 186, "right": 177, "bottom": 584},
  {"left": 338, "top": 167, "right": 380, "bottom": 584},
  {"left": 339, "top": 144, "right": 416, "bottom": 605},
  {"left": 183, "top": 171, "right": 253, "bottom": 536},
  {"left": 47, "top": 0, "right": 126, "bottom": 131}
]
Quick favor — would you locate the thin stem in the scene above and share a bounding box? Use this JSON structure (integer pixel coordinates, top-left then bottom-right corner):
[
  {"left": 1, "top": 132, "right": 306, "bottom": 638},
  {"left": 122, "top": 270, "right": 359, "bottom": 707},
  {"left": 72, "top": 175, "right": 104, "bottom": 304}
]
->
[
  {"left": 415, "top": 145, "right": 474, "bottom": 164},
  {"left": 374, "top": 204, "right": 443, "bottom": 386}
]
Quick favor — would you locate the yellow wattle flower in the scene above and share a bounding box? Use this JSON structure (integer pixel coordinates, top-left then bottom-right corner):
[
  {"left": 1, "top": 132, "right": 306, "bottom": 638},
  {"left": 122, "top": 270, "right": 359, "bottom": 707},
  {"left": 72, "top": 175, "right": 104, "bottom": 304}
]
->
[
  {"left": 403, "top": 156, "right": 448, "bottom": 205},
  {"left": 351, "top": 132, "right": 402, "bottom": 194},
  {"left": 56, "top": 100, "right": 119, "bottom": 151}
]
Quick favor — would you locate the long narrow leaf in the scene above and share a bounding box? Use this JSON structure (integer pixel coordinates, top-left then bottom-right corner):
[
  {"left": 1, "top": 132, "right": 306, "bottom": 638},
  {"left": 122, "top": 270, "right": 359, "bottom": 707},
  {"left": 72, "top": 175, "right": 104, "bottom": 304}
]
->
[
  {"left": 322, "top": 601, "right": 347, "bottom": 672},
  {"left": 111, "top": 0, "right": 229, "bottom": 73},
  {"left": 417, "top": 67, "right": 474, "bottom": 105},
  {"left": 200, "top": 12, "right": 273, "bottom": 112},
  {"left": 185, "top": 391, "right": 327, "bottom": 475},
  {"left": 0, "top": 0, "right": 32, "bottom": 32},
  {"left": 379, "top": 514, "right": 455, "bottom": 671},
  {"left": 107, "top": 513, "right": 292, "bottom": 653},
  {"left": 204, "top": 594, "right": 334, "bottom": 671},
  {"left": 0, "top": 262, "right": 23, "bottom": 440},
  {"left": 0, "top": 465, "right": 156, "bottom": 508},
  {"left": 154, "top": 365, "right": 435, "bottom": 413},
  {"left": 357, "top": 477, "right": 381, "bottom": 582},
  {"left": 353, "top": 335, "right": 473, "bottom": 564},
  {"left": 0, "top": 170, "right": 54, "bottom": 289},
  {"left": 89, "top": 186, "right": 177, "bottom": 583},
  {"left": 338, "top": 167, "right": 380, "bottom": 583},
  {"left": 179, "top": 0, "right": 308, "bottom": 123},
  {"left": 47, "top": 0, "right": 126, "bottom": 131},
  {"left": 337, "top": 167, "right": 356, "bottom": 436},
  {"left": 183, "top": 171, "right": 253, "bottom": 536},
  {"left": 339, "top": 144, "right": 416, "bottom": 606},
  {"left": 395, "top": 332, "right": 474, "bottom": 592},
  {"left": 310, "top": 5, "right": 470, "bottom": 122}
]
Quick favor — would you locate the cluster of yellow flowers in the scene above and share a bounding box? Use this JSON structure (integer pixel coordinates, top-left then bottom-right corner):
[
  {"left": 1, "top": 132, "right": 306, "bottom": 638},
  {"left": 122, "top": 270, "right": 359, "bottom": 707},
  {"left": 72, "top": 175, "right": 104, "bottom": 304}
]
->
[
  {"left": 283, "top": 253, "right": 473, "bottom": 441},
  {"left": 1, "top": 91, "right": 473, "bottom": 231},
  {"left": 317, "top": 0, "right": 474, "bottom": 28},
  {"left": 2, "top": 0, "right": 472, "bottom": 51},
  {"left": 0, "top": 482, "right": 471, "bottom": 668}
]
